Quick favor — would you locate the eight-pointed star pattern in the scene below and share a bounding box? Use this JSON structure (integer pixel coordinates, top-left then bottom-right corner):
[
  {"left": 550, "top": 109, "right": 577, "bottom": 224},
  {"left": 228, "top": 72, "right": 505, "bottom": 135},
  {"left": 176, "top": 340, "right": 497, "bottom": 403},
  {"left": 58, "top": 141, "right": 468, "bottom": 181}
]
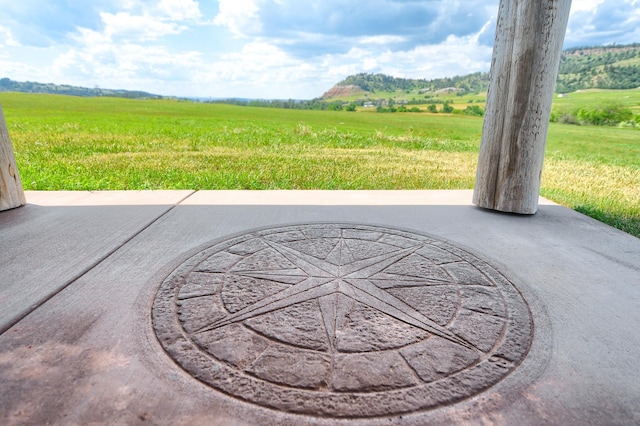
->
[{"left": 153, "top": 224, "right": 533, "bottom": 418}]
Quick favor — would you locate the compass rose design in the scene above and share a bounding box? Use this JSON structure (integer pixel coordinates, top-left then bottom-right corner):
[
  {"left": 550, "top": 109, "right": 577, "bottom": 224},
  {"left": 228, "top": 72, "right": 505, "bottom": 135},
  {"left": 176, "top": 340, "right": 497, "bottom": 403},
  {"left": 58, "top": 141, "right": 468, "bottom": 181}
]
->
[{"left": 153, "top": 224, "right": 533, "bottom": 418}]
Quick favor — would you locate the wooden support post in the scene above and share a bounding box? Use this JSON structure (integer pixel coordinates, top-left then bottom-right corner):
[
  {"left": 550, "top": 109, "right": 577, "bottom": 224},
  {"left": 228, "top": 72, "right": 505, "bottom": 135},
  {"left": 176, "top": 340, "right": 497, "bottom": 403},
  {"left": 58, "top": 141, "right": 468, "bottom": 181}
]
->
[
  {"left": 473, "top": 0, "right": 572, "bottom": 214},
  {"left": 0, "top": 105, "right": 26, "bottom": 211}
]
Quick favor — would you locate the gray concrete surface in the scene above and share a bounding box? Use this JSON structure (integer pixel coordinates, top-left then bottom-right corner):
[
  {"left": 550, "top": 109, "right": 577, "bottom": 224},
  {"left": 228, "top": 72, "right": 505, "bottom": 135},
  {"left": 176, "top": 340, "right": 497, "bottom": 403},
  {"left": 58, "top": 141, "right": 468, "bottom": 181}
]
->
[
  {"left": 1, "top": 190, "right": 638, "bottom": 425},
  {"left": 0, "top": 191, "right": 193, "bottom": 333}
]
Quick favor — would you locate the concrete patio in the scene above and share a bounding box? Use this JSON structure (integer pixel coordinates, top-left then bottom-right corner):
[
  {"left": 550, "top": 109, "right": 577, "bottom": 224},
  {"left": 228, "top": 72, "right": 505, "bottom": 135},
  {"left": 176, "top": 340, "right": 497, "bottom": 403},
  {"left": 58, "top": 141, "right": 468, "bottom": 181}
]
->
[{"left": 1, "top": 190, "right": 639, "bottom": 425}]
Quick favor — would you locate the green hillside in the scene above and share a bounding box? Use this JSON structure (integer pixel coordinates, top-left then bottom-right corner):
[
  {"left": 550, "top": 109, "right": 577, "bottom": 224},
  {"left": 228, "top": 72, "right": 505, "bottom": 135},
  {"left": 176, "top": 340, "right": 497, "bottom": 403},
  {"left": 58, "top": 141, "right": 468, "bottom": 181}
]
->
[
  {"left": 323, "top": 43, "right": 640, "bottom": 101},
  {"left": 331, "top": 72, "right": 488, "bottom": 98},
  {"left": 0, "top": 77, "right": 162, "bottom": 99},
  {"left": 557, "top": 44, "right": 640, "bottom": 92}
]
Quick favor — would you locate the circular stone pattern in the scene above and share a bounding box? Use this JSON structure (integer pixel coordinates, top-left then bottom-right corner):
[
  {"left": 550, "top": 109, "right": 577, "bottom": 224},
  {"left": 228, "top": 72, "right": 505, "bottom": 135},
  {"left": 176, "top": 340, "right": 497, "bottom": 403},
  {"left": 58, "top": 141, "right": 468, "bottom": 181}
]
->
[{"left": 153, "top": 224, "right": 533, "bottom": 418}]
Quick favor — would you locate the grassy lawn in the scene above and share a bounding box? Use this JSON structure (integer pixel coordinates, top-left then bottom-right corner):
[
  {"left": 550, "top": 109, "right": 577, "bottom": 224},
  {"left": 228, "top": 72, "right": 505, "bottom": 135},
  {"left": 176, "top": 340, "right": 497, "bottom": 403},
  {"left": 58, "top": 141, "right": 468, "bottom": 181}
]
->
[
  {"left": 1, "top": 92, "right": 638, "bottom": 237},
  {"left": 552, "top": 88, "right": 640, "bottom": 115}
]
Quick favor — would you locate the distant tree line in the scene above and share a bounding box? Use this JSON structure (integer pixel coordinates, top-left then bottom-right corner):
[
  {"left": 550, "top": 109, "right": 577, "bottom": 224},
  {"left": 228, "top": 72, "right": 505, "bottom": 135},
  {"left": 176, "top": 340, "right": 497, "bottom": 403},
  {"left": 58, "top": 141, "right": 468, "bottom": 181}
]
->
[
  {"left": 375, "top": 100, "right": 484, "bottom": 117},
  {"left": 206, "top": 98, "right": 343, "bottom": 110},
  {"left": 0, "top": 78, "right": 162, "bottom": 99}
]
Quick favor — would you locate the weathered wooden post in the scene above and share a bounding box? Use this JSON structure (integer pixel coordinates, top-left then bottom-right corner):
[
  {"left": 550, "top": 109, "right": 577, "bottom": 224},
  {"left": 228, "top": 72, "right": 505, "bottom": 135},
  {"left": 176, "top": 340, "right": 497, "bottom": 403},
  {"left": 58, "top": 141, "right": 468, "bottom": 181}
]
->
[
  {"left": 474, "top": 0, "right": 572, "bottom": 214},
  {"left": 0, "top": 105, "right": 26, "bottom": 211}
]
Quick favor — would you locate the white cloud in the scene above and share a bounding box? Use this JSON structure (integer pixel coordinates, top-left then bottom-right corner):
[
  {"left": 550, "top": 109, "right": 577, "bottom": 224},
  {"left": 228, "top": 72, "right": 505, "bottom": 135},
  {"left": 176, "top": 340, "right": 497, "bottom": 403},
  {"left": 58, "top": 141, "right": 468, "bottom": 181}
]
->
[
  {"left": 571, "top": 0, "right": 605, "bottom": 13},
  {"left": 118, "top": 0, "right": 144, "bottom": 10},
  {"left": 211, "top": 0, "right": 496, "bottom": 60},
  {"left": 111, "top": 0, "right": 202, "bottom": 21},
  {"left": 0, "top": 25, "right": 19, "bottom": 47},
  {"left": 52, "top": 40, "right": 203, "bottom": 92},
  {"left": 358, "top": 35, "right": 407, "bottom": 45},
  {"left": 214, "top": 0, "right": 263, "bottom": 36},
  {"left": 328, "top": 32, "right": 492, "bottom": 82},
  {"left": 99, "top": 12, "right": 186, "bottom": 41},
  {"left": 565, "top": 0, "right": 640, "bottom": 46},
  {"left": 39, "top": 3, "right": 206, "bottom": 94},
  {"left": 157, "top": 0, "right": 202, "bottom": 21},
  {"left": 88, "top": 0, "right": 203, "bottom": 42},
  {"left": 192, "top": 41, "right": 316, "bottom": 96}
]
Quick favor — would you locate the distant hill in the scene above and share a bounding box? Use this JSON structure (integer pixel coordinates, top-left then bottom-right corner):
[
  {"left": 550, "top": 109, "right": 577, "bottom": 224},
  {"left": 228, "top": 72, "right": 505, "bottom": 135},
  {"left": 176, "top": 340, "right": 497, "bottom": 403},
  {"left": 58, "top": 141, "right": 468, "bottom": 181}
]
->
[
  {"left": 557, "top": 44, "right": 640, "bottom": 92},
  {"left": 322, "top": 43, "right": 640, "bottom": 100},
  {"left": 0, "top": 78, "right": 162, "bottom": 99},
  {"left": 324, "top": 72, "right": 489, "bottom": 100}
]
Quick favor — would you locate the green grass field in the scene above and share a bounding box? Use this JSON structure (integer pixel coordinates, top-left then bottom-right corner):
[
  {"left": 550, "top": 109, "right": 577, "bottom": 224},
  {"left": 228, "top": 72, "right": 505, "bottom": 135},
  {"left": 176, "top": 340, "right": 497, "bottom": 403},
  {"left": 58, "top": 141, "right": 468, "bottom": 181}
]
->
[
  {"left": 1, "top": 91, "right": 638, "bottom": 237},
  {"left": 552, "top": 88, "right": 640, "bottom": 114}
]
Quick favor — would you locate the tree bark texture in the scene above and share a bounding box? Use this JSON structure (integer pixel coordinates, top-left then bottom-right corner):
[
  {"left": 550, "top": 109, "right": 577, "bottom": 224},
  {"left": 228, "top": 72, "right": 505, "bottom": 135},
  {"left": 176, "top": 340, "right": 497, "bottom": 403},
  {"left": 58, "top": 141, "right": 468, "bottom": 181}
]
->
[
  {"left": 0, "top": 105, "right": 26, "bottom": 211},
  {"left": 473, "top": 0, "right": 572, "bottom": 214}
]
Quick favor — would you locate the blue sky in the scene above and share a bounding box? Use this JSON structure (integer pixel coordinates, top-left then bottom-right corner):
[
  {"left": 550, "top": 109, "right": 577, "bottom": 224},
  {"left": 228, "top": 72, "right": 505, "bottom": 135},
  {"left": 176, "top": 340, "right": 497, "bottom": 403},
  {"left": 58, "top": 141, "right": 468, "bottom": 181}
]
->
[{"left": 0, "top": 0, "right": 639, "bottom": 99}]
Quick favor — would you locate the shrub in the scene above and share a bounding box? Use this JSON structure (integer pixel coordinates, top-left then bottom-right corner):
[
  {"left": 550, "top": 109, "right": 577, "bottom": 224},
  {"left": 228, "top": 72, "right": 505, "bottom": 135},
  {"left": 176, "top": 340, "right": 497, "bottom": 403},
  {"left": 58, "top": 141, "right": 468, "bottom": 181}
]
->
[
  {"left": 552, "top": 103, "right": 634, "bottom": 126},
  {"left": 463, "top": 105, "right": 484, "bottom": 117},
  {"left": 376, "top": 106, "right": 397, "bottom": 113},
  {"left": 559, "top": 114, "right": 580, "bottom": 125},
  {"left": 441, "top": 102, "right": 454, "bottom": 114},
  {"left": 576, "top": 103, "right": 633, "bottom": 126}
]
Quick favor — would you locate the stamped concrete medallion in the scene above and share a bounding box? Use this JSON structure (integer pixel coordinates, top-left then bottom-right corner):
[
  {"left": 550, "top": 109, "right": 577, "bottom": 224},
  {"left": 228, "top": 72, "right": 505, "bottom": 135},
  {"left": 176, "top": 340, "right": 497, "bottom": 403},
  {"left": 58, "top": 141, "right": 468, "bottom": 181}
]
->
[{"left": 153, "top": 224, "right": 533, "bottom": 418}]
